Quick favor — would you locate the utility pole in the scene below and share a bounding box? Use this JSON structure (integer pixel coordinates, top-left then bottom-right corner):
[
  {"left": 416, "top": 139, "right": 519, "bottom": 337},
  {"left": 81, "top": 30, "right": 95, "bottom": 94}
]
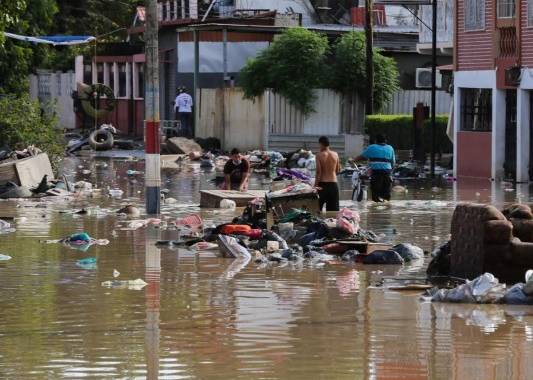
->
[
  {"left": 144, "top": 0, "right": 161, "bottom": 214},
  {"left": 430, "top": 0, "right": 437, "bottom": 177},
  {"left": 365, "top": 0, "right": 374, "bottom": 115}
]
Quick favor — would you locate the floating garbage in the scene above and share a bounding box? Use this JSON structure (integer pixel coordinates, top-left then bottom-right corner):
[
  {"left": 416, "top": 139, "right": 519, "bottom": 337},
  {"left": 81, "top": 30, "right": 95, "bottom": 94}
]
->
[
  {"left": 220, "top": 199, "right": 236, "bottom": 209},
  {"left": 0, "top": 254, "right": 12, "bottom": 261},
  {"left": 101, "top": 278, "right": 147, "bottom": 290},
  {"left": 117, "top": 205, "right": 141, "bottom": 218},
  {"left": 391, "top": 243, "right": 424, "bottom": 262},
  {"left": 74, "top": 181, "right": 93, "bottom": 191},
  {"left": 76, "top": 257, "right": 97, "bottom": 270},
  {"left": 426, "top": 273, "right": 506, "bottom": 304},
  {"left": 108, "top": 189, "right": 124, "bottom": 198},
  {"left": 113, "top": 269, "right": 120, "bottom": 278},
  {"left": 45, "top": 232, "right": 110, "bottom": 252},
  {"left": 190, "top": 241, "right": 218, "bottom": 251},
  {"left": 217, "top": 235, "right": 251, "bottom": 259},
  {"left": 0, "top": 219, "right": 14, "bottom": 233}
]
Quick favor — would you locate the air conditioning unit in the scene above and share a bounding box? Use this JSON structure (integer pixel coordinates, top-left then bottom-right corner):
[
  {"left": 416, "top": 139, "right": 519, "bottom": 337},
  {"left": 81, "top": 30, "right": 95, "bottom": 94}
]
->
[{"left": 416, "top": 68, "right": 442, "bottom": 89}]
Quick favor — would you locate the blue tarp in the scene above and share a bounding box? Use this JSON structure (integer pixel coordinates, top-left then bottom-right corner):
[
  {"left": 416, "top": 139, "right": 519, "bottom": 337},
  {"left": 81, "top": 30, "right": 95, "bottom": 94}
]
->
[{"left": 3, "top": 32, "right": 95, "bottom": 45}]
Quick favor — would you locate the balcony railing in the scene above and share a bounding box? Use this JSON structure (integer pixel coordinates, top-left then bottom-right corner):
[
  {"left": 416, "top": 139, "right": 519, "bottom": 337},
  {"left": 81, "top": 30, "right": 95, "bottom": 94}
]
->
[
  {"left": 498, "top": 26, "right": 517, "bottom": 57},
  {"left": 158, "top": 0, "right": 199, "bottom": 22}
]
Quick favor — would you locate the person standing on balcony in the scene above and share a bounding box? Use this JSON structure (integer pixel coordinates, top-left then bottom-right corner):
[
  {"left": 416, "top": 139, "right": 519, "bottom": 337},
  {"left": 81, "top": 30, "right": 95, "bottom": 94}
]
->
[
  {"left": 354, "top": 133, "right": 395, "bottom": 202},
  {"left": 174, "top": 86, "right": 193, "bottom": 138}
]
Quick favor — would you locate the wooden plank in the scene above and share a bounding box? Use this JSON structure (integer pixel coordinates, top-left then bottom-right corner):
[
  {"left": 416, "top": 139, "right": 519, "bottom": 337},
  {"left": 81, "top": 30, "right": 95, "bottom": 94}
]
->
[{"left": 200, "top": 189, "right": 266, "bottom": 208}]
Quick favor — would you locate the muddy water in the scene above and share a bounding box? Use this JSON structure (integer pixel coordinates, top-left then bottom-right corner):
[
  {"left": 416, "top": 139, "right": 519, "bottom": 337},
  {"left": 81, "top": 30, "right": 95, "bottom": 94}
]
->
[{"left": 0, "top": 155, "right": 533, "bottom": 379}]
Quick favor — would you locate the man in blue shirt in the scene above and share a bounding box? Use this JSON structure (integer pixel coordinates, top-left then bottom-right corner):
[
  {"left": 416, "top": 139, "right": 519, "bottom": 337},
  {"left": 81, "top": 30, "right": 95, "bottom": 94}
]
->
[{"left": 355, "top": 134, "right": 395, "bottom": 202}]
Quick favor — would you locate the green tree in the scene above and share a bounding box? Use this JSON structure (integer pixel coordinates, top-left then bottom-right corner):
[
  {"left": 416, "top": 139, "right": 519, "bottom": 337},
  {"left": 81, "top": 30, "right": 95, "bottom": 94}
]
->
[
  {"left": 0, "top": 95, "right": 64, "bottom": 167},
  {"left": 241, "top": 27, "right": 329, "bottom": 114},
  {"left": 0, "top": 0, "right": 58, "bottom": 94},
  {"left": 329, "top": 31, "right": 399, "bottom": 112}
]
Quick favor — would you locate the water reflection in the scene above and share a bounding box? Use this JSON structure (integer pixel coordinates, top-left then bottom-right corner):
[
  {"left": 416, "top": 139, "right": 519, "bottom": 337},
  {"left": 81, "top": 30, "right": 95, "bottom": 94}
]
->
[{"left": 0, "top": 157, "right": 533, "bottom": 378}]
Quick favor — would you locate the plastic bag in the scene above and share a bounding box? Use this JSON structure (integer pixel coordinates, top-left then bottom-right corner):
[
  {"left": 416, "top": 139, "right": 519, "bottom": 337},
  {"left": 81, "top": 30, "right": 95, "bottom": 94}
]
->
[
  {"left": 431, "top": 273, "right": 506, "bottom": 304},
  {"left": 336, "top": 208, "right": 360, "bottom": 235},
  {"left": 502, "top": 283, "right": 533, "bottom": 305}
]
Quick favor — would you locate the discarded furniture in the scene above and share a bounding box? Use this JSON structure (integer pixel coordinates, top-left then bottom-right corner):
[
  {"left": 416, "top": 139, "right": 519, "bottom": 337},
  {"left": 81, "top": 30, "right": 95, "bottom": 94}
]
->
[
  {"left": 200, "top": 189, "right": 266, "bottom": 208},
  {"left": 267, "top": 192, "right": 320, "bottom": 218},
  {"left": 450, "top": 203, "right": 533, "bottom": 283},
  {"left": 0, "top": 153, "right": 54, "bottom": 188}
]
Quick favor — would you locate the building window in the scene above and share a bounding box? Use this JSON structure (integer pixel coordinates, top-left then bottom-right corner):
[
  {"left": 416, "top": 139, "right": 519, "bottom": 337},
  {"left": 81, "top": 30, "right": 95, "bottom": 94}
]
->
[
  {"left": 528, "top": 0, "right": 533, "bottom": 26},
  {"left": 465, "top": 0, "right": 485, "bottom": 30},
  {"left": 136, "top": 63, "right": 144, "bottom": 98},
  {"left": 461, "top": 88, "right": 492, "bottom": 132},
  {"left": 118, "top": 63, "right": 127, "bottom": 97},
  {"left": 96, "top": 63, "right": 104, "bottom": 84},
  {"left": 108, "top": 64, "right": 115, "bottom": 95},
  {"left": 497, "top": 0, "right": 515, "bottom": 18},
  {"left": 83, "top": 64, "right": 92, "bottom": 85}
]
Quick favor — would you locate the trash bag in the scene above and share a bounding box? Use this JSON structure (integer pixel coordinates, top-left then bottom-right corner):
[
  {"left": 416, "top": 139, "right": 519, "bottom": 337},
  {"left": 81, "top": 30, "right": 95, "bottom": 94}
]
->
[
  {"left": 361, "top": 250, "right": 404, "bottom": 265},
  {"left": 336, "top": 208, "right": 360, "bottom": 235},
  {"left": 430, "top": 273, "right": 506, "bottom": 304},
  {"left": 525, "top": 269, "right": 533, "bottom": 295},
  {"left": 66, "top": 232, "right": 91, "bottom": 244},
  {"left": 427, "top": 241, "right": 451, "bottom": 277},
  {"left": 278, "top": 208, "right": 311, "bottom": 224},
  {"left": 391, "top": 243, "right": 424, "bottom": 262},
  {"left": 502, "top": 283, "right": 533, "bottom": 305}
]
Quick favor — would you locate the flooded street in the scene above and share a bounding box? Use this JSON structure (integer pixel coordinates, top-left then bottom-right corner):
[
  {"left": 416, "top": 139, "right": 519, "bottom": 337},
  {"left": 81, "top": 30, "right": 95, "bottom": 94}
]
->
[{"left": 1, "top": 154, "right": 533, "bottom": 379}]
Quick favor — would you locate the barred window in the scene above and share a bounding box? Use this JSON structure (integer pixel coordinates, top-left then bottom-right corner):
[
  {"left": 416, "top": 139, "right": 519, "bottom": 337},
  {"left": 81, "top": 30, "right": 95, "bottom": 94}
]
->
[
  {"left": 528, "top": 0, "right": 533, "bottom": 26},
  {"left": 461, "top": 89, "right": 492, "bottom": 132},
  {"left": 497, "top": 0, "right": 515, "bottom": 18},
  {"left": 465, "top": 0, "right": 485, "bottom": 30}
]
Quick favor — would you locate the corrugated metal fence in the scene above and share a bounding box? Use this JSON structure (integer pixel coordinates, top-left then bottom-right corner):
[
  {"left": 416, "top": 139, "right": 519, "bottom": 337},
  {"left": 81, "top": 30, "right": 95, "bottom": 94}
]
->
[
  {"left": 382, "top": 90, "right": 452, "bottom": 115},
  {"left": 267, "top": 89, "right": 364, "bottom": 135}
]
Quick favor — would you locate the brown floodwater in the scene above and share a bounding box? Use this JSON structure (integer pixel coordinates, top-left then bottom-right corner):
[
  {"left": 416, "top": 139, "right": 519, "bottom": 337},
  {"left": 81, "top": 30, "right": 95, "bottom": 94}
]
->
[{"left": 1, "top": 154, "right": 533, "bottom": 379}]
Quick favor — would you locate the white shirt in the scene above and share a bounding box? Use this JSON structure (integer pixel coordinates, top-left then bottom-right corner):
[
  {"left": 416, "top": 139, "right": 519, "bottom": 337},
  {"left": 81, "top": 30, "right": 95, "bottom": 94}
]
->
[{"left": 175, "top": 93, "right": 193, "bottom": 113}]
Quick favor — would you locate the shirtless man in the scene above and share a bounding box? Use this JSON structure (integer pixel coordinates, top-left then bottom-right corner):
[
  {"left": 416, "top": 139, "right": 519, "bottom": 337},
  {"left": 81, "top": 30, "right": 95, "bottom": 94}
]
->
[{"left": 314, "top": 136, "right": 341, "bottom": 211}]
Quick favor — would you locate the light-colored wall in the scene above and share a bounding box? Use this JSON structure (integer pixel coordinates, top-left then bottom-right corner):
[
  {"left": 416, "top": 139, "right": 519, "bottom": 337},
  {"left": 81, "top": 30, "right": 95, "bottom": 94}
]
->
[
  {"left": 29, "top": 70, "right": 76, "bottom": 129},
  {"left": 197, "top": 88, "right": 365, "bottom": 153},
  {"left": 382, "top": 89, "right": 452, "bottom": 115},
  {"left": 419, "top": 0, "right": 454, "bottom": 44},
  {"left": 196, "top": 88, "right": 265, "bottom": 151}
]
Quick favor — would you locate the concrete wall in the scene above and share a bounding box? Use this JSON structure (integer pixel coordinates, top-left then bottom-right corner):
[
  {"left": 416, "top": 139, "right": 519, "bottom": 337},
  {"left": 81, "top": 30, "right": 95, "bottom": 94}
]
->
[{"left": 29, "top": 71, "right": 76, "bottom": 129}]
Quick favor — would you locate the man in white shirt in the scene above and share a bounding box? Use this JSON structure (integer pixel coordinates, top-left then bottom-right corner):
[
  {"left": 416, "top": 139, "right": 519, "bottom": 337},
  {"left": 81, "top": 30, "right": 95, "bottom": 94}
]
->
[{"left": 174, "top": 87, "right": 193, "bottom": 137}]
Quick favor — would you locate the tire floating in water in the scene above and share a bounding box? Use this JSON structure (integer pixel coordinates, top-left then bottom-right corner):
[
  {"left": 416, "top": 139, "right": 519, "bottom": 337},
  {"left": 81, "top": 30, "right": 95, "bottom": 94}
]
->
[{"left": 88, "top": 129, "right": 114, "bottom": 151}]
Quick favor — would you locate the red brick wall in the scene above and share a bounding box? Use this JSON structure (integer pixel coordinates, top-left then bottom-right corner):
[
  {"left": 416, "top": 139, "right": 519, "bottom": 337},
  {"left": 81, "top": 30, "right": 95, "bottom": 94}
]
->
[
  {"left": 455, "top": 0, "right": 495, "bottom": 71},
  {"left": 521, "top": 0, "right": 533, "bottom": 66},
  {"left": 457, "top": 131, "right": 492, "bottom": 178}
]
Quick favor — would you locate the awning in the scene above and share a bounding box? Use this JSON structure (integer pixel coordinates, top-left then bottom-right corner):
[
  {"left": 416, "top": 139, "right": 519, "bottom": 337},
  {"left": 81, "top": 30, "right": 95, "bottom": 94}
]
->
[{"left": 3, "top": 33, "right": 96, "bottom": 46}]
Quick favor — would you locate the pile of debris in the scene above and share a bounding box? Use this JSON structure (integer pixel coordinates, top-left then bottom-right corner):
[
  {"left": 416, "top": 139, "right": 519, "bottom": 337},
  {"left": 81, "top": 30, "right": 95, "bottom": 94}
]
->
[
  {"left": 156, "top": 197, "right": 426, "bottom": 274},
  {"left": 0, "top": 146, "right": 73, "bottom": 199}
]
